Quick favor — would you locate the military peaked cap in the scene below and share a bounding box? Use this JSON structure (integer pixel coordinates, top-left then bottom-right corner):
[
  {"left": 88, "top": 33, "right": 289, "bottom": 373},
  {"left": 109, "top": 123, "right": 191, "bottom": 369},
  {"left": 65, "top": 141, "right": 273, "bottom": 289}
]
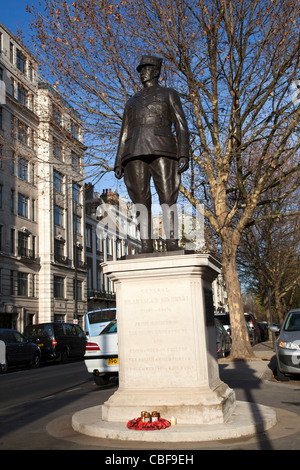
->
[{"left": 136, "top": 55, "right": 163, "bottom": 72}]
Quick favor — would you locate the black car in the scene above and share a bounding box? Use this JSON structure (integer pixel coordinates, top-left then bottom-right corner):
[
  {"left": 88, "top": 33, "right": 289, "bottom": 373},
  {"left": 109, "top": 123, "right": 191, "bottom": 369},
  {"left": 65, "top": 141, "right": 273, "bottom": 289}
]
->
[
  {"left": 258, "top": 321, "right": 269, "bottom": 342},
  {"left": 23, "top": 322, "right": 87, "bottom": 363},
  {"left": 0, "top": 329, "right": 41, "bottom": 373}
]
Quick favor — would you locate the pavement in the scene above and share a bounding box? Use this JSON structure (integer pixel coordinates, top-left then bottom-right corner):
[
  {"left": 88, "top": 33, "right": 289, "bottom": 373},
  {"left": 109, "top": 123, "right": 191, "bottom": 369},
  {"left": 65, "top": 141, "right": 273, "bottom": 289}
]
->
[
  {"left": 219, "top": 339, "right": 276, "bottom": 380},
  {"left": 44, "top": 340, "right": 300, "bottom": 450},
  {"left": 69, "top": 340, "right": 300, "bottom": 450}
]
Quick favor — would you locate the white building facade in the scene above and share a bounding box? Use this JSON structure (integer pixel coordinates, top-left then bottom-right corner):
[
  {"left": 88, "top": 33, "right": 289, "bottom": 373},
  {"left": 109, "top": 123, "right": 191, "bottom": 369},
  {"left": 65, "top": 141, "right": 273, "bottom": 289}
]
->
[
  {"left": 0, "top": 23, "right": 87, "bottom": 330},
  {"left": 36, "top": 82, "right": 87, "bottom": 327}
]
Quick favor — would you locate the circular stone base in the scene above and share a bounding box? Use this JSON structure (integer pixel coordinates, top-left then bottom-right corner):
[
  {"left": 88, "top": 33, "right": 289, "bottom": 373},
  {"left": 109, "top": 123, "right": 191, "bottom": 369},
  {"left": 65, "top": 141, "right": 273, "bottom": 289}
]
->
[{"left": 72, "top": 401, "right": 276, "bottom": 443}]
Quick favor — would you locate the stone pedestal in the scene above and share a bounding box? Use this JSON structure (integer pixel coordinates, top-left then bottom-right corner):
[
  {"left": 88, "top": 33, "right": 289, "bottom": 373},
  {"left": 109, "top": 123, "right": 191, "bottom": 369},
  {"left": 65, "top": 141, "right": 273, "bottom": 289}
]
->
[{"left": 101, "top": 253, "right": 236, "bottom": 425}]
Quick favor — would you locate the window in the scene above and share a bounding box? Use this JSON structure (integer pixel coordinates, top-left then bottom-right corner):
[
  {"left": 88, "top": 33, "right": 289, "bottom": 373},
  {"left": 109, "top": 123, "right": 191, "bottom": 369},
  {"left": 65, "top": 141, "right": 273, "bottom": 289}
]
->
[
  {"left": 71, "top": 152, "right": 80, "bottom": 171},
  {"left": 0, "top": 184, "right": 2, "bottom": 208},
  {"left": 52, "top": 105, "right": 62, "bottom": 126},
  {"left": 16, "top": 49, "right": 26, "bottom": 73},
  {"left": 31, "top": 162, "right": 35, "bottom": 183},
  {"left": 17, "top": 120, "right": 28, "bottom": 145},
  {"left": 18, "top": 157, "right": 28, "bottom": 180},
  {"left": 0, "top": 144, "right": 2, "bottom": 168},
  {"left": 106, "top": 237, "right": 111, "bottom": 255},
  {"left": 11, "top": 189, "right": 15, "bottom": 212},
  {"left": 53, "top": 170, "right": 63, "bottom": 192},
  {"left": 54, "top": 205, "right": 64, "bottom": 227},
  {"left": 96, "top": 233, "right": 102, "bottom": 252},
  {"left": 10, "top": 151, "right": 15, "bottom": 174},
  {"left": 31, "top": 274, "right": 36, "bottom": 297},
  {"left": 14, "top": 331, "right": 26, "bottom": 343},
  {"left": 17, "top": 272, "right": 28, "bottom": 296},
  {"left": 10, "top": 229, "right": 15, "bottom": 254},
  {"left": 0, "top": 107, "right": 2, "bottom": 129},
  {"left": 17, "top": 83, "right": 27, "bottom": 106},
  {"left": 73, "top": 214, "right": 81, "bottom": 234},
  {"left": 11, "top": 115, "right": 15, "bottom": 138},
  {"left": 0, "top": 225, "right": 2, "bottom": 251},
  {"left": 30, "top": 129, "right": 35, "bottom": 149},
  {"left": 54, "top": 276, "right": 64, "bottom": 298},
  {"left": 9, "top": 42, "right": 14, "bottom": 63},
  {"left": 18, "top": 231, "right": 28, "bottom": 257},
  {"left": 52, "top": 137, "right": 62, "bottom": 160},
  {"left": 31, "top": 199, "right": 35, "bottom": 221},
  {"left": 72, "top": 182, "right": 80, "bottom": 203},
  {"left": 71, "top": 121, "right": 79, "bottom": 139},
  {"left": 54, "top": 239, "right": 68, "bottom": 265},
  {"left": 28, "top": 62, "right": 33, "bottom": 81},
  {"left": 86, "top": 225, "right": 92, "bottom": 249},
  {"left": 54, "top": 239, "right": 64, "bottom": 257},
  {"left": 32, "top": 236, "right": 36, "bottom": 259},
  {"left": 73, "top": 279, "right": 83, "bottom": 300},
  {"left": 28, "top": 92, "right": 34, "bottom": 112},
  {"left": 10, "top": 77, "right": 15, "bottom": 97},
  {"left": 18, "top": 193, "right": 28, "bottom": 218}
]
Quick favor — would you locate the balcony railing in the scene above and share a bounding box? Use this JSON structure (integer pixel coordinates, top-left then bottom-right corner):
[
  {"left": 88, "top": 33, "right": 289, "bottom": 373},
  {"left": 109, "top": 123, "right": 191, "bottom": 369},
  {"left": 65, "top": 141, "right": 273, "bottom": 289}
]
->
[
  {"left": 54, "top": 253, "right": 70, "bottom": 265},
  {"left": 17, "top": 246, "right": 36, "bottom": 261},
  {"left": 87, "top": 289, "right": 116, "bottom": 300}
]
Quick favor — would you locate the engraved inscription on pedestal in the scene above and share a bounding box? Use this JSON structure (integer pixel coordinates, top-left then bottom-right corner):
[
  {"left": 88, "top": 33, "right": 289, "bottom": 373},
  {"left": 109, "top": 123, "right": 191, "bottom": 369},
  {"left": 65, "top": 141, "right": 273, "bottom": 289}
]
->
[{"left": 120, "top": 283, "right": 200, "bottom": 388}]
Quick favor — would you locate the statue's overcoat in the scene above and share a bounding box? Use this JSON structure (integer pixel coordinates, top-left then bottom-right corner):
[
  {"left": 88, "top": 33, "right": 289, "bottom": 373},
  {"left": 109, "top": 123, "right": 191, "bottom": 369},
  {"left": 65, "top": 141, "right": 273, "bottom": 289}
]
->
[{"left": 114, "top": 84, "right": 189, "bottom": 169}]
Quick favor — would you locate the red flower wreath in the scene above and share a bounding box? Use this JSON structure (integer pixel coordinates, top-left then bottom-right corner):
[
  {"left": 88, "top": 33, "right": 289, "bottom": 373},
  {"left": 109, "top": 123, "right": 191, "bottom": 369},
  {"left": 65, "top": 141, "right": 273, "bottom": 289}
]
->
[{"left": 127, "top": 417, "right": 171, "bottom": 431}]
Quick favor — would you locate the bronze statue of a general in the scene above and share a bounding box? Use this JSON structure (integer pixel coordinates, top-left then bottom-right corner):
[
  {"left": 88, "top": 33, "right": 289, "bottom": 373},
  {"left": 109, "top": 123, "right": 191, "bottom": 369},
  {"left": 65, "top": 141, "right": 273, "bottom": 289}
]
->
[{"left": 114, "top": 55, "right": 189, "bottom": 253}]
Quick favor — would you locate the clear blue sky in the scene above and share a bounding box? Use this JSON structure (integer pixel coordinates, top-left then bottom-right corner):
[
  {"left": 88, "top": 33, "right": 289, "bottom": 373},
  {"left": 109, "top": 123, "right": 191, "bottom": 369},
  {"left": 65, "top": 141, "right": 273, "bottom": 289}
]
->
[
  {"left": 1, "top": 1, "right": 44, "bottom": 36},
  {"left": 0, "top": 0, "right": 127, "bottom": 195}
]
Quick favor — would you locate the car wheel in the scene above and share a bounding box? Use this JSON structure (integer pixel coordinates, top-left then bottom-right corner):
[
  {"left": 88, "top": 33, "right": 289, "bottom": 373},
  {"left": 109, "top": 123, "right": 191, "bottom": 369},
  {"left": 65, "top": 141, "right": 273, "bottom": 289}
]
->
[
  {"left": 93, "top": 374, "right": 110, "bottom": 386},
  {"left": 274, "top": 359, "right": 290, "bottom": 381},
  {"left": 30, "top": 353, "right": 41, "bottom": 369},
  {"left": 0, "top": 362, "right": 8, "bottom": 374}
]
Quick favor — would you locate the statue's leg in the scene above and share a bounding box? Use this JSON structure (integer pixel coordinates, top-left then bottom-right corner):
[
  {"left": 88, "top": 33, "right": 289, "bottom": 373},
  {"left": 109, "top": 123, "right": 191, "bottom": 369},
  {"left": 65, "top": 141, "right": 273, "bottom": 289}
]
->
[
  {"left": 150, "top": 157, "right": 180, "bottom": 251},
  {"left": 124, "top": 158, "right": 153, "bottom": 253}
]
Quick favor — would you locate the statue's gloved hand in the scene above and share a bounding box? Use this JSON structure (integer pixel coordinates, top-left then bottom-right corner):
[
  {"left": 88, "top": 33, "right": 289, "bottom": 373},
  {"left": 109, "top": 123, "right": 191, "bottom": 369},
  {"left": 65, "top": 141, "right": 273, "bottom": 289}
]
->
[
  {"left": 178, "top": 157, "right": 189, "bottom": 174},
  {"left": 115, "top": 166, "right": 124, "bottom": 179}
]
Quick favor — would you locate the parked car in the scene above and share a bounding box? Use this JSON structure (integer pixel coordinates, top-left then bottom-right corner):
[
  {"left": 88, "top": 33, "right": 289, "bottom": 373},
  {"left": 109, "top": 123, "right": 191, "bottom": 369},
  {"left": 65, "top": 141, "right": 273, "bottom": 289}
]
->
[
  {"left": 214, "top": 313, "right": 231, "bottom": 335},
  {"left": 258, "top": 321, "right": 269, "bottom": 342},
  {"left": 0, "top": 329, "right": 41, "bottom": 373},
  {"left": 84, "top": 320, "right": 118, "bottom": 385},
  {"left": 244, "top": 313, "right": 261, "bottom": 344},
  {"left": 215, "top": 318, "right": 232, "bottom": 358},
  {"left": 214, "top": 312, "right": 260, "bottom": 345},
  {"left": 23, "top": 322, "right": 86, "bottom": 363},
  {"left": 270, "top": 309, "right": 300, "bottom": 381}
]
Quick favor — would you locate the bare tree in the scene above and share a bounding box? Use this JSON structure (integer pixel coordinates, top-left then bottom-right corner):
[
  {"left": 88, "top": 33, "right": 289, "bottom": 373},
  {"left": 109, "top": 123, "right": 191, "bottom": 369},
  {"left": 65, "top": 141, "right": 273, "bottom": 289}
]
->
[
  {"left": 238, "top": 192, "right": 300, "bottom": 325},
  {"left": 26, "top": 0, "right": 300, "bottom": 358}
]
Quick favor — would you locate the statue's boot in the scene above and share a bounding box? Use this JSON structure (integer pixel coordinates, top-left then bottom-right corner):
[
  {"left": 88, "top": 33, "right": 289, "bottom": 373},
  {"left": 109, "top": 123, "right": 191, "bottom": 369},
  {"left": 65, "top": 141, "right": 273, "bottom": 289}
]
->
[
  {"left": 141, "top": 239, "right": 153, "bottom": 253},
  {"left": 166, "top": 238, "right": 180, "bottom": 251}
]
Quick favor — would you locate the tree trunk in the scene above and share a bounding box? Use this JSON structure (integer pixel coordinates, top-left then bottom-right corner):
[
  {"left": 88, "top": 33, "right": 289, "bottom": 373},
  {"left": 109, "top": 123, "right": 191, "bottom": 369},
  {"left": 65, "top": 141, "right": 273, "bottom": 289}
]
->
[
  {"left": 221, "top": 235, "right": 254, "bottom": 359},
  {"left": 274, "top": 287, "right": 284, "bottom": 325}
]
